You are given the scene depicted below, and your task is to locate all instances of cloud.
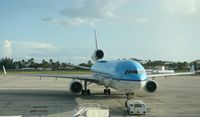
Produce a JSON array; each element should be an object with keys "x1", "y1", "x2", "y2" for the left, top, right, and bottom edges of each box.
[
  {"x1": 19, "y1": 45, "x2": 90, "y2": 64},
  {"x1": 165, "y1": 0, "x2": 200, "y2": 15},
  {"x1": 14, "y1": 41, "x2": 56, "y2": 50},
  {"x1": 43, "y1": 0, "x2": 128, "y2": 27},
  {"x1": 10, "y1": 41, "x2": 64, "y2": 61},
  {"x1": 61, "y1": 0, "x2": 127, "y2": 19},
  {"x1": 1, "y1": 41, "x2": 56, "y2": 59},
  {"x1": 2, "y1": 40, "x2": 12, "y2": 57},
  {"x1": 42, "y1": 17, "x2": 95, "y2": 27},
  {"x1": 11, "y1": 41, "x2": 59, "y2": 59}
]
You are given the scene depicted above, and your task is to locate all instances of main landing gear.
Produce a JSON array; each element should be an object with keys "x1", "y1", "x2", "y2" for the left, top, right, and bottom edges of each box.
[
  {"x1": 125, "y1": 93, "x2": 134, "y2": 107},
  {"x1": 81, "y1": 82, "x2": 111, "y2": 96},
  {"x1": 81, "y1": 81, "x2": 91, "y2": 95},
  {"x1": 104, "y1": 87, "x2": 111, "y2": 95}
]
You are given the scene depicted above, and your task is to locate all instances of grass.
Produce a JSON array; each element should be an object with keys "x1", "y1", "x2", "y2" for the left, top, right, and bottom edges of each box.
[{"x1": 0, "y1": 70, "x2": 92, "y2": 75}]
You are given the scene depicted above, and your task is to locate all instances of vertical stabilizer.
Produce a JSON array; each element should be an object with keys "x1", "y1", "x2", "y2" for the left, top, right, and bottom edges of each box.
[
  {"x1": 95, "y1": 30, "x2": 99, "y2": 50},
  {"x1": 3, "y1": 66, "x2": 7, "y2": 76},
  {"x1": 91, "y1": 30, "x2": 104, "y2": 62}
]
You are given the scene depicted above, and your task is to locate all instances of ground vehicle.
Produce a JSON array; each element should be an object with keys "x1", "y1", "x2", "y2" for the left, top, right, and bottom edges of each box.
[{"x1": 127, "y1": 100, "x2": 147, "y2": 115}]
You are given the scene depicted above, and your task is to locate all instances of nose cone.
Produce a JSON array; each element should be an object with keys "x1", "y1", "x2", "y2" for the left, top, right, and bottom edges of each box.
[{"x1": 115, "y1": 60, "x2": 147, "y2": 81}]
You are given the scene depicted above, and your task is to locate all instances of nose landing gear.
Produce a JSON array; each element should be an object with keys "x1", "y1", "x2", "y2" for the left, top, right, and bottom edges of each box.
[
  {"x1": 125, "y1": 93, "x2": 134, "y2": 107},
  {"x1": 104, "y1": 87, "x2": 111, "y2": 95},
  {"x1": 81, "y1": 81, "x2": 91, "y2": 95},
  {"x1": 81, "y1": 89, "x2": 90, "y2": 95}
]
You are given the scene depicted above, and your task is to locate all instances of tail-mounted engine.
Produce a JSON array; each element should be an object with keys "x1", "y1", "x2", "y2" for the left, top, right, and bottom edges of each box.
[
  {"x1": 144, "y1": 80, "x2": 157, "y2": 93},
  {"x1": 69, "y1": 81, "x2": 82, "y2": 93},
  {"x1": 91, "y1": 49, "x2": 104, "y2": 61}
]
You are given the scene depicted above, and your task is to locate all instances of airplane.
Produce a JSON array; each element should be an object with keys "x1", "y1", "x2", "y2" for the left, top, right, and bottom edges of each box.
[{"x1": 7, "y1": 31, "x2": 195, "y2": 106}]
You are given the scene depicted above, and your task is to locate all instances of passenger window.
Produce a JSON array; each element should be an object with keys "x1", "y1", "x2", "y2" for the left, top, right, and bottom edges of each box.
[
  {"x1": 132, "y1": 70, "x2": 138, "y2": 74},
  {"x1": 125, "y1": 70, "x2": 139, "y2": 74},
  {"x1": 124, "y1": 70, "x2": 129, "y2": 74}
]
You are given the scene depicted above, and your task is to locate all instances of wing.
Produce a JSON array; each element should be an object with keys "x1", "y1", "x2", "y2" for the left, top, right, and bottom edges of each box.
[
  {"x1": 74, "y1": 65, "x2": 91, "y2": 70},
  {"x1": 18, "y1": 74, "x2": 99, "y2": 83},
  {"x1": 147, "y1": 71, "x2": 195, "y2": 78},
  {"x1": 148, "y1": 64, "x2": 196, "y2": 78}
]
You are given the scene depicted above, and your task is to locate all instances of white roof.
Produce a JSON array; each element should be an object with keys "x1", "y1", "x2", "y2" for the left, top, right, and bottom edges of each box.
[{"x1": 127, "y1": 100, "x2": 145, "y2": 104}]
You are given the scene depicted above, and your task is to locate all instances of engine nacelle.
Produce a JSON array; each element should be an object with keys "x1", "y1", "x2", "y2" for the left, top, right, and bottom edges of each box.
[
  {"x1": 69, "y1": 81, "x2": 82, "y2": 93},
  {"x1": 144, "y1": 80, "x2": 157, "y2": 93},
  {"x1": 91, "y1": 49, "x2": 104, "y2": 61}
]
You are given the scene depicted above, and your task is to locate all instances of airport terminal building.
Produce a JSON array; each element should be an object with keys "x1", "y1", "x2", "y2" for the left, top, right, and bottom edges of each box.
[{"x1": 191, "y1": 60, "x2": 200, "y2": 74}]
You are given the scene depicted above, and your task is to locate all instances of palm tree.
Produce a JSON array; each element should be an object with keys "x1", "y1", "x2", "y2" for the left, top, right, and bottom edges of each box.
[
  {"x1": 42, "y1": 59, "x2": 49, "y2": 68},
  {"x1": 49, "y1": 59, "x2": 53, "y2": 66},
  {"x1": 21, "y1": 59, "x2": 25, "y2": 67}
]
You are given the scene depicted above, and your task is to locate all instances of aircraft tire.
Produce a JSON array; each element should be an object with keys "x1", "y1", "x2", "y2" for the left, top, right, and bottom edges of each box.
[
  {"x1": 104, "y1": 89, "x2": 107, "y2": 94},
  {"x1": 108, "y1": 89, "x2": 111, "y2": 95},
  {"x1": 81, "y1": 90, "x2": 86, "y2": 95},
  {"x1": 104, "y1": 89, "x2": 111, "y2": 95},
  {"x1": 86, "y1": 89, "x2": 90, "y2": 95}
]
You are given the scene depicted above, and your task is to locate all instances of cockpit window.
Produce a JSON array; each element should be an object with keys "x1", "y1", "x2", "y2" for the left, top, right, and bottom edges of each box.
[{"x1": 124, "y1": 70, "x2": 144, "y2": 75}]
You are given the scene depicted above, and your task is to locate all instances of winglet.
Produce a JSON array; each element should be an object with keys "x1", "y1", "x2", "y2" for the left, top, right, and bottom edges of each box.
[
  {"x1": 3, "y1": 66, "x2": 7, "y2": 76},
  {"x1": 94, "y1": 30, "x2": 99, "y2": 50},
  {"x1": 190, "y1": 65, "x2": 194, "y2": 72},
  {"x1": 190, "y1": 64, "x2": 196, "y2": 73}
]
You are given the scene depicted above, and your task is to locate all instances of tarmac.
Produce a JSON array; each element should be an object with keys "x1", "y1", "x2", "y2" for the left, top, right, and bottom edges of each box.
[{"x1": 0, "y1": 75, "x2": 200, "y2": 117}]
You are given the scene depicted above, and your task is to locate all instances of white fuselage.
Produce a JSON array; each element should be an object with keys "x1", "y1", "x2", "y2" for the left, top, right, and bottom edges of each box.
[{"x1": 98, "y1": 75, "x2": 146, "y2": 94}]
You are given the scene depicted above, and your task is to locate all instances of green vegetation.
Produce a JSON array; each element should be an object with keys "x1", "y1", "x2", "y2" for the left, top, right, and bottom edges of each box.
[
  {"x1": 0, "y1": 57, "x2": 92, "y2": 75},
  {"x1": 0, "y1": 57, "x2": 191, "y2": 73},
  {"x1": 0, "y1": 70, "x2": 91, "y2": 75},
  {"x1": 142, "y1": 60, "x2": 190, "y2": 71},
  {"x1": 0, "y1": 57, "x2": 92, "y2": 70}
]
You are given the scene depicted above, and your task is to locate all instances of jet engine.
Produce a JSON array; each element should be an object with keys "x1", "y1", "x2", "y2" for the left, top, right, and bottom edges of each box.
[
  {"x1": 144, "y1": 80, "x2": 157, "y2": 93},
  {"x1": 91, "y1": 49, "x2": 104, "y2": 61},
  {"x1": 69, "y1": 81, "x2": 82, "y2": 93}
]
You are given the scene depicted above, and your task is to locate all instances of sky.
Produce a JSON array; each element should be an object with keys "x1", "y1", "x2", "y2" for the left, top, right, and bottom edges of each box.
[{"x1": 0, "y1": 0, "x2": 200, "y2": 64}]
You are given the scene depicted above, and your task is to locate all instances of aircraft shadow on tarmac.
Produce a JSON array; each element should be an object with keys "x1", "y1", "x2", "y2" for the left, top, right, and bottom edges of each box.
[{"x1": 0, "y1": 89, "x2": 125, "y2": 99}]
